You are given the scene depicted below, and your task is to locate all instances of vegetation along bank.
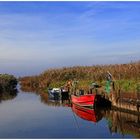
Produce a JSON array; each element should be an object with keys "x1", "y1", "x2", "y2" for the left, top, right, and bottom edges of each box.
[
  {"x1": 0, "y1": 74, "x2": 18, "y2": 92},
  {"x1": 19, "y1": 61, "x2": 140, "y2": 93}
]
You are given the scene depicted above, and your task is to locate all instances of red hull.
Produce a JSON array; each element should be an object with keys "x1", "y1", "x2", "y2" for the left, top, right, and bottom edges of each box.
[
  {"x1": 71, "y1": 94, "x2": 96, "y2": 107},
  {"x1": 72, "y1": 104, "x2": 97, "y2": 122}
]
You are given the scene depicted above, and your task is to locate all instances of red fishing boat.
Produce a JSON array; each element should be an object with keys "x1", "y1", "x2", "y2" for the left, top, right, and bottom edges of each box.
[
  {"x1": 71, "y1": 94, "x2": 96, "y2": 107},
  {"x1": 72, "y1": 104, "x2": 102, "y2": 123}
]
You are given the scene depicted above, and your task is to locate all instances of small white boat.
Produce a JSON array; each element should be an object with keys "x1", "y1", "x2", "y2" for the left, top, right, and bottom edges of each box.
[
  {"x1": 48, "y1": 88, "x2": 69, "y2": 100},
  {"x1": 48, "y1": 88, "x2": 61, "y2": 100}
]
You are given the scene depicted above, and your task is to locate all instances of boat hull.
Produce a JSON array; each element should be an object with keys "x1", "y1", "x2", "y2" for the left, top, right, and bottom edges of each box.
[{"x1": 71, "y1": 94, "x2": 96, "y2": 107}]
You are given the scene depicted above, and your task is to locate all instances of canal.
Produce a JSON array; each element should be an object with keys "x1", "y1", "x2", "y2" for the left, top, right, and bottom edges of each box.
[{"x1": 0, "y1": 86, "x2": 139, "y2": 138}]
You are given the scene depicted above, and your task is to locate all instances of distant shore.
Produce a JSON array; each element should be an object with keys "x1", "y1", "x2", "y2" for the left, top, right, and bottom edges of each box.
[{"x1": 0, "y1": 74, "x2": 17, "y2": 92}]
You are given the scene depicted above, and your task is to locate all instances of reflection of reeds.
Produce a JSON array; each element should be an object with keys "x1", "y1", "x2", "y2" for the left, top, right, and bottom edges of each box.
[
  {"x1": 20, "y1": 86, "x2": 38, "y2": 93},
  {"x1": 0, "y1": 89, "x2": 18, "y2": 102},
  {"x1": 104, "y1": 108, "x2": 140, "y2": 138},
  {"x1": 40, "y1": 93, "x2": 49, "y2": 103}
]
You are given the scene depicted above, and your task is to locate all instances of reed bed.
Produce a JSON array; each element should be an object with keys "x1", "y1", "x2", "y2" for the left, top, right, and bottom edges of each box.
[{"x1": 20, "y1": 61, "x2": 140, "y2": 92}]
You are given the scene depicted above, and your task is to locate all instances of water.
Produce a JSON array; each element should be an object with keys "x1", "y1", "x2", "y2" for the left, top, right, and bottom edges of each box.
[{"x1": 0, "y1": 87, "x2": 138, "y2": 138}]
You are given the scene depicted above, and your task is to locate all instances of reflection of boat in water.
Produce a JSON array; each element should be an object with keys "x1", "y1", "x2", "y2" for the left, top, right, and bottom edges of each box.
[
  {"x1": 41, "y1": 91, "x2": 71, "y2": 107},
  {"x1": 44, "y1": 99, "x2": 71, "y2": 107},
  {"x1": 72, "y1": 103, "x2": 103, "y2": 123}
]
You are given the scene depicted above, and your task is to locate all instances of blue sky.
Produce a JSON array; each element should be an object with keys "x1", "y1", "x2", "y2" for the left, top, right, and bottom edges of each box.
[{"x1": 0, "y1": 2, "x2": 140, "y2": 76}]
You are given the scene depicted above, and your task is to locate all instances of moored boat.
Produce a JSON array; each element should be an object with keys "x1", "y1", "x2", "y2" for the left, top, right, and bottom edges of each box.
[
  {"x1": 71, "y1": 94, "x2": 96, "y2": 107},
  {"x1": 48, "y1": 88, "x2": 61, "y2": 100}
]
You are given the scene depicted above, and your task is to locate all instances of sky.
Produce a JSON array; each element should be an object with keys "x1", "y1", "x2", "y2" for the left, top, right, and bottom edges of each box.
[{"x1": 0, "y1": 1, "x2": 140, "y2": 77}]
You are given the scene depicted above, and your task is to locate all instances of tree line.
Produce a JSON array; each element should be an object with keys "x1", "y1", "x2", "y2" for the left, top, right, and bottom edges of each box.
[{"x1": 0, "y1": 74, "x2": 17, "y2": 92}]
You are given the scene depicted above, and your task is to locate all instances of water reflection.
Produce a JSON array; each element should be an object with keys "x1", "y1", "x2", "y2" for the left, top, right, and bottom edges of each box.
[
  {"x1": 71, "y1": 104, "x2": 140, "y2": 138},
  {"x1": 43, "y1": 92, "x2": 140, "y2": 138},
  {"x1": 40, "y1": 92, "x2": 71, "y2": 107},
  {"x1": 71, "y1": 104, "x2": 103, "y2": 123},
  {"x1": 20, "y1": 85, "x2": 39, "y2": 95},
  {"x1": 0, "y1": 89, "x2": 18, "y2": 103},
  {"x1": 104, "y1": 108, "x2": 140, "y2": 138},
  {"x1": 19, "y1": 86, "x2": 140, "y2": 138}
]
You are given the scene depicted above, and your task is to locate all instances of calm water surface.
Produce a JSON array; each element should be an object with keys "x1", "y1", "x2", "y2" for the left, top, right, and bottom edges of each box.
[{"x1": 0, "y1": 87, "x2": 138, "y2": 138}]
